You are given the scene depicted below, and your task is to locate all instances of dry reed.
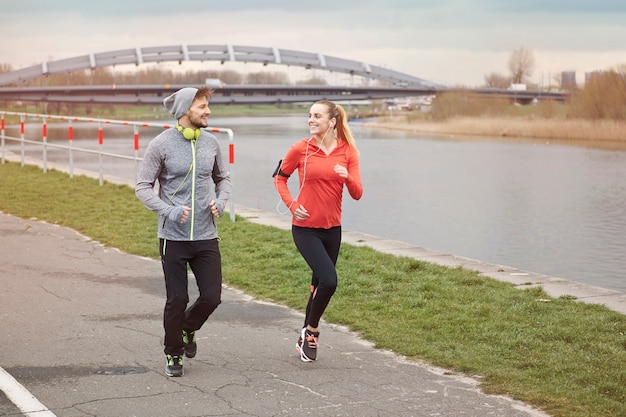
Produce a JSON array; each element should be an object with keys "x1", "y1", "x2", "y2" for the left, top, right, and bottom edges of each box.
[{"x1": 366, "y1": 116, "x2": 626, "y2": 150}]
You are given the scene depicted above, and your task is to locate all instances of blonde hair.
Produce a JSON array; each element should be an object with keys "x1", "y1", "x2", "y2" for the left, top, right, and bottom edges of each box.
[{"x1": 314, "y1": 100, "x2": 358, "y2": 151}]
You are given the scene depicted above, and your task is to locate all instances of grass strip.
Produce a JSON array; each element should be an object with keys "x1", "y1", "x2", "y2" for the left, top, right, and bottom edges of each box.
[{"x1": 1, "y1": 161, "x2": 625, "y2": 417}]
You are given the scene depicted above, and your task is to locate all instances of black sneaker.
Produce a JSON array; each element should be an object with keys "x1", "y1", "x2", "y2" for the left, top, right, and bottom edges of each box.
[
  {"x1": 296, "y1": 328, "x2": 319, "y2": 362},
  {"x1": 165, "y1": 354, "x2": 183, "y2": 377},
  {"x1": 182, "y1": 330, "x2": 197, "y2": 358},
  {"x1": 295, "y1": 328, "x2": 309, "y2": 362}
]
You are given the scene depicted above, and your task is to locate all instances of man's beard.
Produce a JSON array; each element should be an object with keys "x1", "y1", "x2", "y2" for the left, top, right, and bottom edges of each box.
[{"x1": 189, "y1": 114, "x2": 208, "y2": 129}]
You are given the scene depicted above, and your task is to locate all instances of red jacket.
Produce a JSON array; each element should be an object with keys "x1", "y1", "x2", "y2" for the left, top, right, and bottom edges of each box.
[{"x1": 274, "y1": 137, "x2": 363, "y2": 228}]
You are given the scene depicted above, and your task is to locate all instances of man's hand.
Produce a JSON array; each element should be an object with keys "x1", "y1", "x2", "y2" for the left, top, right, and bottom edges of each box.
[
  {"x1": 209, "y1": 200, "x2": 220, "y2": 218},
  {"x1": 180, "y1": 205, "x2": 191, "y2": 223}
]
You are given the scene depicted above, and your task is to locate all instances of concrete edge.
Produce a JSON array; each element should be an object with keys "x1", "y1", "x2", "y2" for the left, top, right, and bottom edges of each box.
[{"x1": 234, "y1": 205, "x2": 626, "y2": 316}]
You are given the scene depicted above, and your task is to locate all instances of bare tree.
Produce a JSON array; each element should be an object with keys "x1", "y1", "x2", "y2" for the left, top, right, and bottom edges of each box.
[
  {"x1": 214, "y1": 70, "x2": 243, "y2": 85},
  {"x1": 613, "y1": 63, "x2": 626, "y2": 75},
  {"x1": 246, "y1": 71, "x2": 289, "y2": 84},
  {"x1": 90, "y1": 67, "x2": 115, "y2": 85},
  {"x1": 297, "y1": 76, "x2": 328, "y2": 86},
  {"x1": 508, "y1": 47, "x2": 535, "y2": 84},
  {"x1": 483, "y1": 72, "x2": 511, "y2": 88},
  {"x1": 296, "y1": 76, "x2": 328, "y2": 85},
  {"x1": 551, "y1": 73, "x2": 562, "y2": 89},
  {"x1": 0, "y1": 63, "x2": 13, "y2": 74}
]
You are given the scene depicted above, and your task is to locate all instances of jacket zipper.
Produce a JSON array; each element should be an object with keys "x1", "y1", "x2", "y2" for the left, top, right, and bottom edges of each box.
[{"x1": 190, "y1": 139, "x2": 196, "y2": 240}]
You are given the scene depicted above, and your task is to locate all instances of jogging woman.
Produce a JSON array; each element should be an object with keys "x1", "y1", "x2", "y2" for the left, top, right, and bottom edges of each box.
[{"x1": 273, "y1": 100, "x2": 363, "y2": 361}]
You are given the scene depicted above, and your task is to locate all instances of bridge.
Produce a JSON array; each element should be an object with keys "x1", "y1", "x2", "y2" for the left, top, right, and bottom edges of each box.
[
  {"x1": 0, "y1": 44, "x2": 566, "y2": 105},
  {"x1": 0, "y1": 44, "x2": 442, "y2": 88},
  {"x1": 0, "y1": 84, "x2": 441, "y2": 105}
]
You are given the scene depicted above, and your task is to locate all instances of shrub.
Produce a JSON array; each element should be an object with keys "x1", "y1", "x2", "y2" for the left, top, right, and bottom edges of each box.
[
  {"x1": 568, "y1": 70, "x2": 626, "y2": 120},
  {"x1": 431, "y1": 91, "x2": 514, "y2": 121}
]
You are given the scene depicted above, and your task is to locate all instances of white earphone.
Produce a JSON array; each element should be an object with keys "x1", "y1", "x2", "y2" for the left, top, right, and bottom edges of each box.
[
  {"x1": 275, "y1": 117, "x2": 335, "y2": 215},
  {"x1": 274, "y1": 136, "x2": 320, "y2": 215}
]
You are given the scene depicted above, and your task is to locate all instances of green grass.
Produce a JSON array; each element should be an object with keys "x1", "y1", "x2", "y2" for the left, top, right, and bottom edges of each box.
[{"x1": 1, "y1": 161, "x2": 625, "y2": 417}]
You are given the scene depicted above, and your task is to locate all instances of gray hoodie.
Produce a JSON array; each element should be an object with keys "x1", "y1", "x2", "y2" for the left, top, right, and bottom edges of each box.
[{"x1": 135, "y1": 128, "x2": 232, "y2": 241}]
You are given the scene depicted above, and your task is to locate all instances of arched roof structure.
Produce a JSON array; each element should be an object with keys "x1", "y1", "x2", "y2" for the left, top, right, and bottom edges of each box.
[{"x1": 0, "y1": 44, "x2": 442, "y2": 89}]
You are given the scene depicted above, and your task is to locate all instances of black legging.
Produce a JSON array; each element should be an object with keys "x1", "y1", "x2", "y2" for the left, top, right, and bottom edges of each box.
[{"x1": 292, "y1": 225, "x2": 341, "y2": 328}]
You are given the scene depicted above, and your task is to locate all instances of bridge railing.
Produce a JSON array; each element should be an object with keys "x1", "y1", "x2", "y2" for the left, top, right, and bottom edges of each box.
[{"x1": 0, "y1": 110, "x2": 236, "y2": 221}]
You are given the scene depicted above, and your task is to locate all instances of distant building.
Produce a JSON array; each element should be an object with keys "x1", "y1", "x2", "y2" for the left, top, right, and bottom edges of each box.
[
  {"x1": 561, "y1": 71, "x2": 576, "y2": 90},
  {"x1": 585, "y1": 71, "x2": 604, "y2": 84}
]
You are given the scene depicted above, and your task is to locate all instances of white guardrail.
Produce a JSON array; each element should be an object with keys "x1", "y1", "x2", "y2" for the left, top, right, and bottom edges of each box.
[{"x1": 0, "y1": 110, "x2": 236, "y2": 221}]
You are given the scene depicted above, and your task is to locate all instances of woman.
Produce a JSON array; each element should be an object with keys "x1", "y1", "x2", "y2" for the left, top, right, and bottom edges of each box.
[{"x1": 273, "y1": 100, "x2": 363, "y2": 362}]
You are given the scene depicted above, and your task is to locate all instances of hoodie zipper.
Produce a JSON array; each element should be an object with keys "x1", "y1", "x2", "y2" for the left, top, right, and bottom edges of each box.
[{"x1": 190, "y1": 139, "x2": 197, "y2": 240}]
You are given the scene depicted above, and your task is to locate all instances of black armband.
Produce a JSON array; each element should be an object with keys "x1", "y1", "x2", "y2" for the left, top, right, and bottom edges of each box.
[{"x1": 272, "y1": 159, "x2": 290, "y2": 178}]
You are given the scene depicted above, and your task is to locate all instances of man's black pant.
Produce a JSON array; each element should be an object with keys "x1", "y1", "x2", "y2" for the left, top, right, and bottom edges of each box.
[{"x1": 159, "y1": 238, "x2": 222, "y2": 356}]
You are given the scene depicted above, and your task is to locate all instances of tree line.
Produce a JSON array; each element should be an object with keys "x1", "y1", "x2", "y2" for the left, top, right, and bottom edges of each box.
[{"x1": 0, "y1": 63, "x2": 328, "y2": 87}]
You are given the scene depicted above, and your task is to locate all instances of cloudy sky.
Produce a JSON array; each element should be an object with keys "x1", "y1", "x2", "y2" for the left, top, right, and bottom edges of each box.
[{"x1": 2, "y1": 0, "x2": 626, "y2": 87}]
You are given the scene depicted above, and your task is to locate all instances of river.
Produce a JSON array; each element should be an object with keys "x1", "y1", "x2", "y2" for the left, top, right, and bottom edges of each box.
[{"x1": 5, "y1": 114, "x2": 626, "y2": 293}]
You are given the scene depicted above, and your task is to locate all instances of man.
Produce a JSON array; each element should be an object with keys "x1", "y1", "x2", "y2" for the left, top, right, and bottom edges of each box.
[{"x1": 136, "y1": 86, "x2": 232, "y2": 377}]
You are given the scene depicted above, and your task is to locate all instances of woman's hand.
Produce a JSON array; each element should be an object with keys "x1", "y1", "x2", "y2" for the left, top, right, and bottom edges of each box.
[
  {"x1": 293, "y1": 205, "x2": 310, "y2": 221},
  {"x1": 334, "y1": 164, "x2": 348, "y2": 179}
]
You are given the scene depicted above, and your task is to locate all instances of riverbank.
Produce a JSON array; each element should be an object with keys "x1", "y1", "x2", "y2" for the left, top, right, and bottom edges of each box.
[{"x1": 365, "y1": 115, "x2": 626, "y2": 151}]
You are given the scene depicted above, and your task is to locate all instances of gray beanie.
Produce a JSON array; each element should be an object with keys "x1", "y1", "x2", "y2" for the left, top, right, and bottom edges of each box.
[{"x1": 163, "y1": 87, "x2": 198, "y2": 120}]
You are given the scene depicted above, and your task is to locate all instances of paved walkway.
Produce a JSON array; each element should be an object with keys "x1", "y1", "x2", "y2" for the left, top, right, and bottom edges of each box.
[{"x1": 0, "y1": 211, "x2": 549, "y2": 417}]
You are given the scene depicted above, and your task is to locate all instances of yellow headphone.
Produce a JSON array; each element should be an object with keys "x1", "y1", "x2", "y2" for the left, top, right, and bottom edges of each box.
[{"x1": 176, "y1": 124, "x2": 201, "y2": 140}]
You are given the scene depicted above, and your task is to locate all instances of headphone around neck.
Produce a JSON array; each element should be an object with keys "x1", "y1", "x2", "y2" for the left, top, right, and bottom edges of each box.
[{"x1": 176, "y1": 124, "x2": 201, "y2": 140}]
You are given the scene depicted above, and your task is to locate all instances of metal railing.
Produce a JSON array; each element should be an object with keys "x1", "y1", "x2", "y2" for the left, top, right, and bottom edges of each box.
[{"x1": 0, "y1": 110, "x2": 236, "y2": 221}]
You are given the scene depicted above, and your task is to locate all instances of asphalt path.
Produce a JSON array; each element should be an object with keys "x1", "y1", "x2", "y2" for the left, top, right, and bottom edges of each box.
[{"x1": 0, "y1": 212, "x2": 550, "y2": 417}]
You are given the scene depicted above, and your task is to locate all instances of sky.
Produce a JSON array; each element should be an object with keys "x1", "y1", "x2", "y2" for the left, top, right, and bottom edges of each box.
[{"x1": 2, "y1": 0, "x2": 626, "y2": 87}]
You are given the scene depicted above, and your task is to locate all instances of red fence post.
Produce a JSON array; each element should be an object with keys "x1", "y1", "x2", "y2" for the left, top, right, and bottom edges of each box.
[{"x1": 42, "y1": 117, "x2": 48, "y2": 173}]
